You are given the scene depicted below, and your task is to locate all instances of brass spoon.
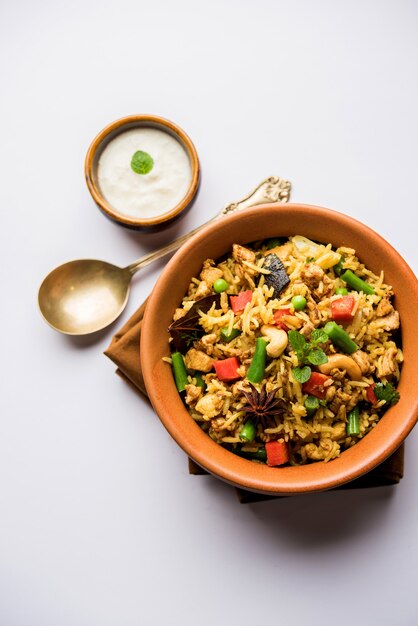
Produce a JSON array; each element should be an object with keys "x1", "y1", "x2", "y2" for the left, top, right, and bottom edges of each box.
[{"x1": 38, "y1": 177, "x2": 291, "y2": 335}]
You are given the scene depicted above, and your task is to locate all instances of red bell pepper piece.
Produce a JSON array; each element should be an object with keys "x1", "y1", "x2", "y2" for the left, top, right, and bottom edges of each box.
[
  {"x1": 331, "y1": 295, "x2": 356, "y2": 322},
  {"x1": 366, "y1": 384, "x2": 378, "y2": 405},
  {"x1": 213, "y1": 357, "x2": 241, "y2": 382},
  {"x1": 273, "y1": 307, "x2": 292, "y2": 330},
  {"x1": 302, "y1": 371, "x2": 332, "y2": 399},
  {"x1": 266, "y1": 440, "x2": 290, "y2": 466},
  {"x1": 230, "y1": 290, "x2": 253, "y2": 314}
]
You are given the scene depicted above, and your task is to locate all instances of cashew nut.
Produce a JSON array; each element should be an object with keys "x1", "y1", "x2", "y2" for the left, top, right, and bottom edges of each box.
[
  {"x1": 318, "y1": 354, "x2": 362, "y2": 381},
  {"x1": 260, "y1": 325, "x2": 288, "y2": 358}
]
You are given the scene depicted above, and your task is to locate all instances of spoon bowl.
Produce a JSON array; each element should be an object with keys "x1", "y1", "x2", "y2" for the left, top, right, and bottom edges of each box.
[{"x1": 38, "y1": 260, "x2": 131, "y2": 335}]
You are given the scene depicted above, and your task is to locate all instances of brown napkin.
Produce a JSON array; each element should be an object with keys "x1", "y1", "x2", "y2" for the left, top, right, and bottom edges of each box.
[{"x1": 105, "y1": 301, "x2": 404, "y2": 503}]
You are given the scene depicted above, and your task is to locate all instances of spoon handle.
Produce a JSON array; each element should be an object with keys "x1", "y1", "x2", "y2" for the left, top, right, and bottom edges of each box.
[{"x1": 125, "y1": 176, "x2": 291, "y2": 275}]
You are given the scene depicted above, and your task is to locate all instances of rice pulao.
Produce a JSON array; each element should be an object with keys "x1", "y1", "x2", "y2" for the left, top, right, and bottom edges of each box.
[{"x1": 167, "y1": 236, "x2": 402, "y2": 467}]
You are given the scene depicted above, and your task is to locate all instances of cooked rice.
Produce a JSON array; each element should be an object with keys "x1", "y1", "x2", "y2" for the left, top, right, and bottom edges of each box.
[{"x1": 168, "y1": 236, "x2": 402, "y2": 465}]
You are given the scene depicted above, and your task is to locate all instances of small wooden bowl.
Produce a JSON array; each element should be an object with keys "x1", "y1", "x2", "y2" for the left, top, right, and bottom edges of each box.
[
  {"x1": 85, "y1": 114, "x2": 200, "y2": 230},
  {"x1": 141, "y1": 203, "x2": 418, "y2": 496}
]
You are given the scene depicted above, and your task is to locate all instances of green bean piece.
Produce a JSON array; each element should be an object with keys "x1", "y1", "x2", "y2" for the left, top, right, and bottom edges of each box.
[
  {"x1": 347, "y1": 406, "x2": 360, "y2": 436},
  {"x1": 239, "y1": 420, "x2": 256, "y2": 443},
  {"x1": 194, "y1": 372, "x2": 207, "y2": 390},
  {"x1": 304, "y1": 395, "x2": 320, "y2": 417},
  {"x1": 292, "y1": 295, "x2": 307, "y2": 311},
  {"x1": 334, "y1": 258, "x2": 344, "y2": 276},
  {"x1": 213, "y1": 278, "x2": 229, "y2": 293},
  {"x1": 341, "y1": 270, "x2": 375, "y2": 295},
  {"x1": 171, "y1": 352, "x2": 189, "y2": 392},
  {"x1": 235, "y1": 446, "x2": 267, "y2": 462},
  {"x1": 246, "y1": 337, "x2": 268, "y2": 383},
  {"x1": 220, "y1": 327, "x2": 241, "y2": 343},
  {"x1": 335, "y1": 287, "x2": 349, "y2": 295},
  {"x1": 324, "y1": 321, "x2": 358, "y2": 354},
  {"x1": 252, "y1": 447, "x2": 268, "y2": 462}
]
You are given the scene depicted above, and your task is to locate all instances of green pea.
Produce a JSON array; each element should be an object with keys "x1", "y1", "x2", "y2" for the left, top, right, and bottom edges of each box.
[
  {"x1": 335, "y1": 287, "x2": 349, "y2": 295},
  {"x1": 291, "y1": 295, "x2": 307, "y2": 311},
  {"x1": 213, "y1": 278, "x2": 229, "y2": 293}
]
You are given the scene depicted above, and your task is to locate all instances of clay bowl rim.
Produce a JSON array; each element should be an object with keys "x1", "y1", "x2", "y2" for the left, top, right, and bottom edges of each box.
[
  {"x1": 84, "y1": 113, "x2": 200, "y2": 229},
  {"x1": 141, "y1": 203, "x2": 418, "y2": 495}
]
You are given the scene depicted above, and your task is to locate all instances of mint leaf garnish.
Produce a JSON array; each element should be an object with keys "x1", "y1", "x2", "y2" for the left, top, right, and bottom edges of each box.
[
  {"x1": 307, "y1": 347, "x2": 328, "y2": 366},
  {"x1": 288, "y1": 330, "x2": 306, "y2": 358},
  {"x1": 293, "y1": 366, "x2": 312, "y2": 383},
  {"x1": 289, "y1": 329, "x2": 328, "y2": 381},
  {"x1": 310, "y1": 329, "x2": 328, "y2": 345},
  {"x1": 131, "y1": 150, "x2": 154, "y2": 175}
]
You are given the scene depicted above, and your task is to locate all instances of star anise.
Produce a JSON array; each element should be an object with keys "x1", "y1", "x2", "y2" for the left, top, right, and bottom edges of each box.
[
  {"x1": 241, "y1": 383, "x2": 285, "y2": 426},
  {"x1": 168, "y1": 294, "x2": 221, "y2": 353}
]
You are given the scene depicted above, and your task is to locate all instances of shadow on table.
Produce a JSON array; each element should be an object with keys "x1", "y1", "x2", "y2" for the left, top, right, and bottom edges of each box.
[
  {"x1": 204, "y1": 476, "x2": 396, "y2": 546},
  {"x1": 249, "y1": 486, "x2": 395, "y2": 547}
]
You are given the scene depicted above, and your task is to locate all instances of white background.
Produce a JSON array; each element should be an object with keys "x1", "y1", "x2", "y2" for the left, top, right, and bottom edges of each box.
[{"x1": 1, "y1": 1, "x2": 418, "y2": 625}]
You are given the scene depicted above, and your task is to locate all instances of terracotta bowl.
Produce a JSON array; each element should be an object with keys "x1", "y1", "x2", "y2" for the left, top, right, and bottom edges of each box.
[
  {"x1": 141, "y1": 203, "x2": 418, "y2": 495},
  {"x1": 85, "y1": 114, "x2": 200, "y2": 230}
]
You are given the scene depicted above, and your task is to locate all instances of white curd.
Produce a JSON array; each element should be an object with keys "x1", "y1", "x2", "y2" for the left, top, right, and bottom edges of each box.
[{"x1": 97, "y1": 127, "x2": 192, "y2": 219}]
